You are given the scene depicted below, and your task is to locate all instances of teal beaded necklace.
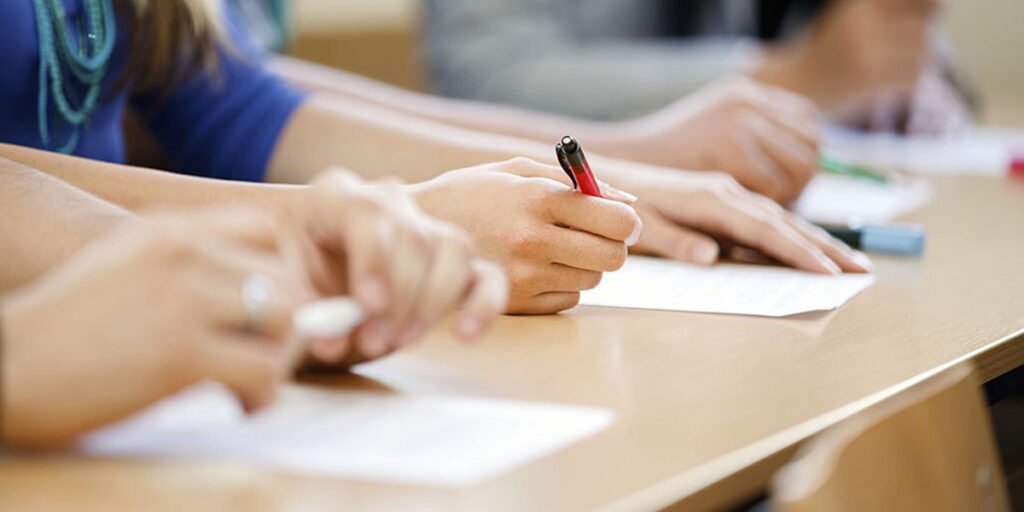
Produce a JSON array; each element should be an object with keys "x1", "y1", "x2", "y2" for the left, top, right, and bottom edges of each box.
[{"x1": 32, "y1": 0, "x2": 117, "y2": 153}]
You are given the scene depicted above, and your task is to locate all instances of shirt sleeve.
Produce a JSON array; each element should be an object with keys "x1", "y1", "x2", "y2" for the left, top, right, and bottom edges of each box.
[{"x1": 130, "y1": 3, "x2": 307, "y2": 182}]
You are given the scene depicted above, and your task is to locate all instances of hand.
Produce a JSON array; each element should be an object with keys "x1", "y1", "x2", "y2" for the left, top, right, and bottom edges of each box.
[
  {"x1": 521, "y1": 158, "x2": 872, "y2": 274},
  {"x1": 754, "y1": 0, "x2": 941, "y2": 111},
  {"x1": 630, "y1": 169, "x2": 872, "y2": 273},
  {"x1": 2, "y1": 210, "x2": 309, "y2": 449},
  {"x1": 617, "y1": 78, "x2": 820, "y2": 204},
  {"x1": 288, "y1": 170, "x2": 508, "y2": 368},
  {"x1": 409, "y1": 158, "x2": 643, "y2": 314}
]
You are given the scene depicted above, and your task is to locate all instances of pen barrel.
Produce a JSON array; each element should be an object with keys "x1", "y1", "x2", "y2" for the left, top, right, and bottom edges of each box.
[
  {"x1": 564, "y1": 151, "x2": 603, "y2": 197},
  {"x1": 823, "y1": 227, "x2": 863, "y2": 249},
  {"x1": 819, "y1": 224, "x2": 926, "y2": 256}
]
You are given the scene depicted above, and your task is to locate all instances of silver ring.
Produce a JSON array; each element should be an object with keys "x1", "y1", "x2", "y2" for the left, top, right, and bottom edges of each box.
[{"x1": 241, "y1": 273, "x2": 274, "y2": 333}]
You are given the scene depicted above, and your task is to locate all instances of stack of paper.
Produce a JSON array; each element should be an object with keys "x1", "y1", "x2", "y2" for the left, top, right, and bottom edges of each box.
[{"x1": 580, "y1": 256, "x2": 875, "y2": 317}]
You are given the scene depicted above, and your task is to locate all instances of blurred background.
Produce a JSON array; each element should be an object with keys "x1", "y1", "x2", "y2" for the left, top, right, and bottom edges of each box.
[{"x1": 287, "y1": 0, "x2": 1024, "y2": 128}]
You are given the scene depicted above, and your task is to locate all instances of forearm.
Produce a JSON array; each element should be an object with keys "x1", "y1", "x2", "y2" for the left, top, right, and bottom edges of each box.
[
  {"x1": 268, "y1": 56, "x2": 617, "y2": 152},
  {"x1": 0, "y1": 156, "x2": 130, "y2": 290},
  {"x1": 266, "y1": 94, "x2": 549, "y2": 184},
  {"x1": 263, "y1": 92, "x2": 686, "y2": 193},
  {"x1": 268, "y1": 52, "x2": 739, "y2": 163},
  {"x1": 0, "y1": 144, "x2": 301, "y2": 215}
]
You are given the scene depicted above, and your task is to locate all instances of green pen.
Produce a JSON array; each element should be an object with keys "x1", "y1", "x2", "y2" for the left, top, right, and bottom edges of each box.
[{"x1": 819, "y1": 152, "x2": 890, "y2": 184}]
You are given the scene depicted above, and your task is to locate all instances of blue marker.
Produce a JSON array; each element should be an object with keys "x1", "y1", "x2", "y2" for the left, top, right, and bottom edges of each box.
[{"x1": 818, "y1": 223, "x2": 926, "y2": 256}]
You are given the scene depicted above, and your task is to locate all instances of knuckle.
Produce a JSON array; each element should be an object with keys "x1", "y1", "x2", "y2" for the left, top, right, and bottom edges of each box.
[
  {"x1": 143, "y1": 221, "x2": 195, "y2": 262},
  {"x1": 505, "y1": 156, "x2": 536, "y2": 168},
  {"x1": 522, "y1": 177, "x2": 560, "y2": 205},
  {"x1": 507, "y1": 227, "x2": 545, "y2": 258},
  {"x1": 610, "y1": 204, "x2": 637, "y2": 241},
  {"x1": 753, "y1": 215, "x2": 776, "y2": 232},
  {"x1": 601, "y1": 242, "x2": 629, "y2": 271},
  {"x1": 504, "y1": 262, "x2": 540, "y2": 296},
  {"x1": 353, "y1": 191, "x2": 390, "y2": 215},
  {"x1": 706, "y1": 176, "x2": 743, "y2": 201}
]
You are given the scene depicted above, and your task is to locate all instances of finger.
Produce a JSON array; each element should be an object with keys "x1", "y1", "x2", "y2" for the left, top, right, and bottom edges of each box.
[
  {"x1": 353, "y1": 317, "x2": 401, "y2": 360},
  {"x1": 307, "y1": 336, "x2": 355, "y2": 364},
  {"x1": 785, "y1": 217, "x2": 874, "y2": 273},
  {"x1": 307, "y1": 331, "x2": 396, "y2": 369},
  {"x1": 405, "y1": 229, "x2": 474, "y2": 345},
  {"x1": 198, "y1": 333, "x2": 286, "y2": 412},
  {"x1": 184, "y1": 248, "x2": 301, "y2": 340},
  {"x1": 750, "y1": 118, "x2": 818, "y2": 200},
  {"x1": 534, "y1": 263, "x2": 603, "y2": 293},
  {"x1": 456, "y1": 259, "x2": 509, "y2": 342},
  {"x1": 701, "y1": 198, "x2": 841, "y2": 274},
  {"x1": 512, "y1": 291, "x2": 581, "y2": 315},
  {"x1": 382, "y1": 223, "x2": 434, "y2": 345},
  {"x1": 544, "y1": 225, "x2": 629, "y2": 272},
  {"x1": 547, "y1": 191, "x2": 643, "y2": 244},
  {"x1": 754, "y1": 91, "x2": 822, "y2": 147},
  {"x1": 340, "y1": 216, "x2": 390, "y2": 315},
  {"x1": 734, "y1": 129, "x2": 790, "y2": 200},
  {"x1": 311, "y1": 172, "x2": 393, "y2": 314},
  {"x1": 630, "y1": 206, "x2": 720, "y2": 265}
]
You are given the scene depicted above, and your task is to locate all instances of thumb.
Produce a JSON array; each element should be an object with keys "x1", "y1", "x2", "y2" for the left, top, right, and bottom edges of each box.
[{"x1": 632, "y1": 207, "x2": 720, "y2": 265}]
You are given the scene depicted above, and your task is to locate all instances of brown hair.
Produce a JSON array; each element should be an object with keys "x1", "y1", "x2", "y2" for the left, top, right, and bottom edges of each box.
[{"x1": 120, "y1": 0, "x2": 226, "y2": 95}]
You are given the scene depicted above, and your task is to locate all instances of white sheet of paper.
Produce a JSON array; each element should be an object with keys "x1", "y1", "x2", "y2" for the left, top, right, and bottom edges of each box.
[
  {"x1": 580, "y1": 256, "x2": 875, "y2": 317},
  {"x1": 81, "y1": 384, "x2": 613, "y2": 488},
  {"x1": 793, "y1": 173, "x2": 931, "y2": 224}
]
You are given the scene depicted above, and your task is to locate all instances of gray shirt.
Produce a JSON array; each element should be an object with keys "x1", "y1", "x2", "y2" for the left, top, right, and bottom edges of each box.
[{"x1": 422, "y1": 0, "x2": 769, "y2": 120}]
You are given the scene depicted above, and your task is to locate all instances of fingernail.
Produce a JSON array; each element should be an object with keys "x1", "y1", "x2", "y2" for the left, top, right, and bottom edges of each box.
[
  {"x1": 603, "y1": 183, "x2": 638, "y2": 204},
  {"x1": 690, "y1": 243, "x2": 719, "y2": 265},
  {"x1": 458, "y1": 315, "x2": 483, "y2": 342},
  {"x1": 852, "y1": 250, "x2": 874, "y2": 272},
  {"x1": 362, "y1": 320, "x2": 394, "y2": 357},
  {"x1": 312, "y1": 338, "x2": 347, "y2": 362},
  {"x1": 625, "y1": 219, "x2": 643, "y2": 246},
  {"x1": 399, "y1": 322, "x2": 427, "y2": 347},
  {"x1": 820, "y1": 256, "x2": 842, "y2": 275}
]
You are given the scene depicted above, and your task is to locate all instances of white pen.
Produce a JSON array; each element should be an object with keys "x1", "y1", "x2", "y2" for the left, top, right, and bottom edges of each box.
[{"x1": 293, "y1": 297, "x2": 364, "y2": 340}]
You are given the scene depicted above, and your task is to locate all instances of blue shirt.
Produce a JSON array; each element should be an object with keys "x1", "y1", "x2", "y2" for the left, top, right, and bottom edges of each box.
[{"x1": 0, "y1": 1, "x2": 307, "y2": 182}]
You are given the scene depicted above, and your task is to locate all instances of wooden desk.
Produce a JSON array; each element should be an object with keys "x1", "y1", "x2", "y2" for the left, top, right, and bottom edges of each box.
[{"x1": 3, "y1": 176, "x2": 1024, "y2": 512}]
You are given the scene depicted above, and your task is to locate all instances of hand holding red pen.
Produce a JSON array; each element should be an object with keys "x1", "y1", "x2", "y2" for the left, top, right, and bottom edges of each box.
[{"x1": 409, "y1": 157, "x2": 641, "y2": 314}]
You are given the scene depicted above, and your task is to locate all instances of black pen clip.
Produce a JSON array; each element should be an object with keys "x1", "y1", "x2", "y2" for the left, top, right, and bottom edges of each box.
[{"x1": 555, "y1": 143, "x2": 578, "y2": 189}]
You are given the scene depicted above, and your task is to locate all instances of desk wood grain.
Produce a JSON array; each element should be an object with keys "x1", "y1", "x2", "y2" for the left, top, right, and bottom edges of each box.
[{"x1": 3, "y1": 176, "x2": 1024, "y2": 512}]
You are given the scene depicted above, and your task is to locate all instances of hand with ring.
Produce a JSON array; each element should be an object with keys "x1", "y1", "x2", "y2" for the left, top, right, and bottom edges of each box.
[{"x1": 2, "y1": 208, "x2": 311, "y2": 449}]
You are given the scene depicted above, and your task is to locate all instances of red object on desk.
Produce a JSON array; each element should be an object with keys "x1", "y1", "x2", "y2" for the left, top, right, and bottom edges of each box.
[
  {"x1": 555, "y1": 135, "x2": 603, "y2": 197},
  {"x1": 1010, "y1": 156, "x2": 1024, "y2": 179}
]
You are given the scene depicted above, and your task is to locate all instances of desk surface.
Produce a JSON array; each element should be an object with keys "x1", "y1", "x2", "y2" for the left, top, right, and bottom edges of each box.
[{"x1": 3, "y1": 176, "x2": 1024, "y2": 512}]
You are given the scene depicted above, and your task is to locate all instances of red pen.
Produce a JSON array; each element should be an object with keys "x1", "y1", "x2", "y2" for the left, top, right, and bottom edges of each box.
[{"x1": 556, "y1": 135, "x2": 603, "y2": 197}]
